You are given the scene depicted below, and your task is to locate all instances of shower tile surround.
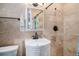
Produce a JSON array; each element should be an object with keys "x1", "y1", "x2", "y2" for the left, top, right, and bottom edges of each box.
[{"x1": 0, "y1": 3, "x2": 78, "y2": 56}]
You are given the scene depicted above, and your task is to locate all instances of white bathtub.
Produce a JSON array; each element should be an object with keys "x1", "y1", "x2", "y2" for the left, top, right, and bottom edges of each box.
[{"x1": 0, "y1": 45, "x2": 18, "y2": 56}]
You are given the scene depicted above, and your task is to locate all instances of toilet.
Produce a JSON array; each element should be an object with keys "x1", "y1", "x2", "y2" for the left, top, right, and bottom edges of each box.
[{"x1": 0, "y1": 45, "x2": 18, "y2": 56}]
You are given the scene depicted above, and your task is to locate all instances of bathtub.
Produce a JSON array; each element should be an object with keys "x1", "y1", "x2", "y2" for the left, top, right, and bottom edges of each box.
[{"x1": 0, "y1": 45, "x2": 18, "y2": 56}]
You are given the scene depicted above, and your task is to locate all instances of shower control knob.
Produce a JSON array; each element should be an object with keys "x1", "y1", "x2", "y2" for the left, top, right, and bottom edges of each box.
[{"x1": 53, "y1": 25, "x2": 58, "y2": 32}]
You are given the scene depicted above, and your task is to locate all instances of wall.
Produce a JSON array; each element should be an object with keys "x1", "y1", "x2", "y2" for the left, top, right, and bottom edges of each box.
[
  {"x1": 43, "y1": 3, "x2": 79, "y2": 56},
  {"x1": 43, "y1": 3, "x2": 64, "y2": 56},
  {"x1": 63, "y1": 3, "x2": 79, "y2": 56},
  {"x1": 0, "y1": 3, "x2": 42, "y2": 56}
]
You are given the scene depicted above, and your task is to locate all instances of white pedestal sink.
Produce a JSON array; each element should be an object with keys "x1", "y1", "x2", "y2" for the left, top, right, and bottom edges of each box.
[{"x1": 25, "y1": 38, "x2": 50, "y2": 56}]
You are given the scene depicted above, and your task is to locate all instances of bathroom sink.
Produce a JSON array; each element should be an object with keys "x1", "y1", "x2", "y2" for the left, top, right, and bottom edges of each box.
[
  {"x1": 25, "y1": 38, "x2": 50, "y2": 46},
  {"x1": 25, "y1": 38, "x2": 51, "y2": 56}
]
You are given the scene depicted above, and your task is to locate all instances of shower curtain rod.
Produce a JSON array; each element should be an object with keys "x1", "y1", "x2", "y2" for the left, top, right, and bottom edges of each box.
[{"x1": 0, "y1": 16, "x2": 20, "y2": 21}]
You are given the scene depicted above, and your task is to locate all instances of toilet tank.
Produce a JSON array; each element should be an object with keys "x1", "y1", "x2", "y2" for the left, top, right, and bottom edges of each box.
[
  {"x1": 0, "y1": 45, "x2": 18, "y2": 56},
  {"x1": 25, "y1": 38, "x2": 50, "y2": 56}
]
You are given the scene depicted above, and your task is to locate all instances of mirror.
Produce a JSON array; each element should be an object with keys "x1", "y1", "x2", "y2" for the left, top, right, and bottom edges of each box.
[{"x1": 20, "y1": 7, "x2": 44, "y2": 31}]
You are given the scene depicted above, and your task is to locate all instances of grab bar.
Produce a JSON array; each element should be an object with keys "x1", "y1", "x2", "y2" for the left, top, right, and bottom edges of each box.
[{"x1": 0, "y1": 16, "x2": 20, "y2": 21}]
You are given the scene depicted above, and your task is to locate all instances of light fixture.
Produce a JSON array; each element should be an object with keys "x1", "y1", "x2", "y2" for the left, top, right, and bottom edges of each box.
[
  {"x1": 32, "y1": 3, "x2": 45, "y2": 7},
  {"x1": 32, "y1": 3, "x2": 38, "y2": 7}
]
